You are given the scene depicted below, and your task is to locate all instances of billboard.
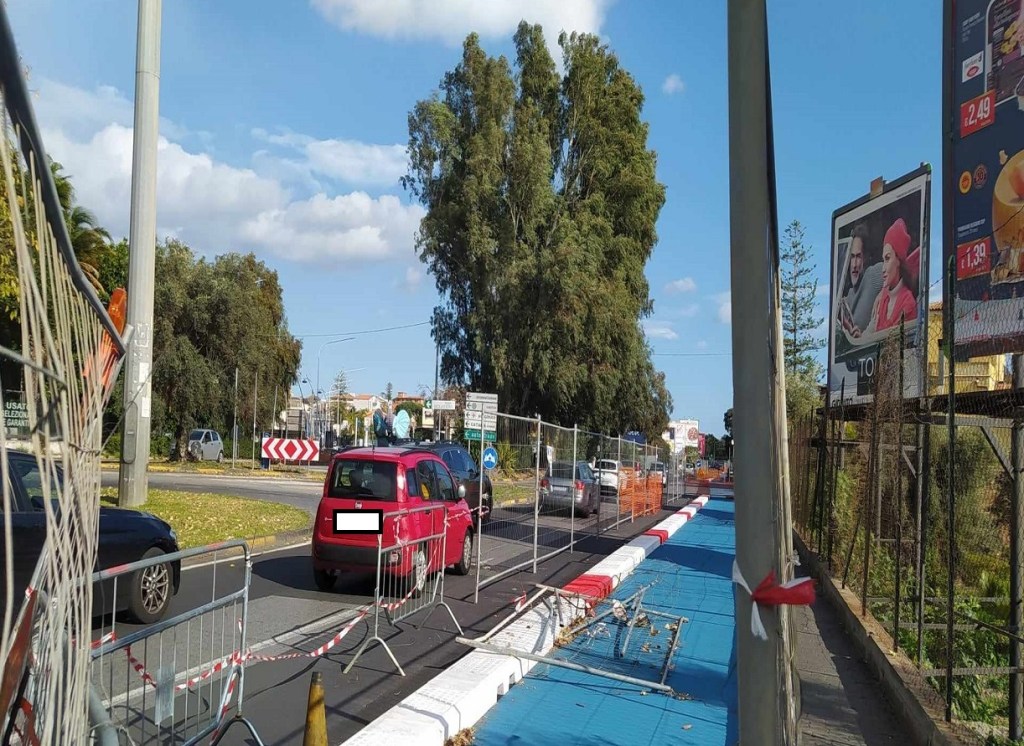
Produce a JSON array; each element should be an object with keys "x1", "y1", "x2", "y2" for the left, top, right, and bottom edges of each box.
[
  {"x1": 945, "y1": 0, "x2": 1024, "y2": 356},
  {"x1": 662, "y1": 419, "x2": 699, "y2": 453},
  {"x1": 827, "y1": 166, "x2": 931, "y2": 405}
]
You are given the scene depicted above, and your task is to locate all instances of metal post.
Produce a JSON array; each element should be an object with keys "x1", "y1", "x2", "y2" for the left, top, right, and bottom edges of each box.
[
  {"x1": 1011, "y1": 355, "x2": 1024, "y2": 739},
  {"x1": 945, "y1": 258, "x2": 957, "y2": 722},
  {"x1": 532, "y1": 415, "x2": 541, "y2": 573},
  {"x1": 728, "y1": 0, "x2": 795, "y2": 740},
  {"x1": 571, "y1": 424, "x2": 578, "y2": 549},
  {"x1": 617, "y1": 436, "x2": 623, "y2": 524},
  {"x1": 251, "y1": 372, "x2": 258, "y2": 470},
  {"x1": 232, "y1": 367, "x2": 239, "y2": 467},
  {"x1": 117, "y1": 0, "x2": 162, "y2": 508},
  {"x1": 474, "y1": 424, "x2": 484, "y2": 603}
]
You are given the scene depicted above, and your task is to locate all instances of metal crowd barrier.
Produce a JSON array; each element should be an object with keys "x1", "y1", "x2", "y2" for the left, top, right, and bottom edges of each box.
[
  {"x1": 344, "y1": 502, "x2": 462, "y2": 676},
  {"x1": 88, "y1": 540, "x2": 263, "y2": 746}
]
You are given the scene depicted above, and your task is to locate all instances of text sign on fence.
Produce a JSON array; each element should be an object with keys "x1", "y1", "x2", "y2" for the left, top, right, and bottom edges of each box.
[
  {"x1": 3, "y1": 391, "x2": 28, "y2": 435},
  {"x1": 261, "y1": 437, "x2": 319, "y2": 461}
]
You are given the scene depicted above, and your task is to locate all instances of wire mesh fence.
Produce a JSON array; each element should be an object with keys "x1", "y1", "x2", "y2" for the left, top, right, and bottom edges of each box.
[{"x1": 792, "y1": 328, "x2": 1024, "y2": 742}]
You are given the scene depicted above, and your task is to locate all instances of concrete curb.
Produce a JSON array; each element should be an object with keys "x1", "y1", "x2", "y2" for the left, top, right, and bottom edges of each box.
[
  {"x1": 793, "y1": 532, "x2": 979, "y2": 746},
  {"x1": 342, "y1": 495, "x2": 711, "y2": 745},
  {"x1": 180, "y1": 526, "x2": 312, "y2": 568}
]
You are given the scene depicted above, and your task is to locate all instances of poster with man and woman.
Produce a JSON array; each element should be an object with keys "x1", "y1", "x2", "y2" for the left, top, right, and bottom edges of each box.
[{"x1": 828, "y1": 166, "x2": 931, "y2": 405}]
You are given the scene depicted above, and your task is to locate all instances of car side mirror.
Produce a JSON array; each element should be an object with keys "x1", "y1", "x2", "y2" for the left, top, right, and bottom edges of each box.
[{"x1": 457, "y1": 484, "x2": 466, "y2": 500}]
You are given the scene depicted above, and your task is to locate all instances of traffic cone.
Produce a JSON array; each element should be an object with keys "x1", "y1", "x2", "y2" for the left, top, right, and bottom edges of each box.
[{"x1": 302, "y1": 670, "x2": 327, "y2": 746}]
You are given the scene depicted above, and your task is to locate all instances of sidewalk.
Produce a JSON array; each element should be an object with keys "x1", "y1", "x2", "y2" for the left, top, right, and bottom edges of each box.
[{"x1": 795, "y1": 573, "x2": 903, "y2": 745}]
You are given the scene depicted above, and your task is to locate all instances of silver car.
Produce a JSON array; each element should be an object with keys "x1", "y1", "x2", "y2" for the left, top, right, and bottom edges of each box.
[
  {"x1": 187, "y1": 429, "x2": 225, "y2": 462},
  {"x1": 540, "y1": 461, "x2": 600, "y2": 517}
]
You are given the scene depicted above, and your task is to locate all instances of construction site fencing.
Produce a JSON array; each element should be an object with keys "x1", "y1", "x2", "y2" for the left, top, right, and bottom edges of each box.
[
  {"x1": 791, "y1": 327, "x2": 1024, "y2": 743},
  {"x1": 470, "y1": 414, "x2": 665, "y2": 595},
  {"x1": 88, "y1": 540, "x2": 263, "y2": 746},
  {"x1": 344, "y1": 503, "x2": 461, "y2": 675}
]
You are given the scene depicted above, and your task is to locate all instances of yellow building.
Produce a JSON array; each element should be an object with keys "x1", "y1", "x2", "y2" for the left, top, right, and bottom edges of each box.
[{"x1": 926, "y1": 301, "x2": 1009, "y2": 395}]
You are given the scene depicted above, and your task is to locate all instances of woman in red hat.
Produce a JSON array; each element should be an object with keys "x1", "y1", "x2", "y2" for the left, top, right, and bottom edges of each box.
[{"x1": 865, "y1": 217, "x2": 919, "y2": 334}]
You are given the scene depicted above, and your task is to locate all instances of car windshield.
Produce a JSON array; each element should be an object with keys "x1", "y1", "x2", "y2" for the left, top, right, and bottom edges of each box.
[
  {"x1": 595, "y1": 460, "x2": 618, "y2": 472},
  {"x1": 652, "y1": 462, "x2": 665, "y2": 471},
  {"x1": 577, "y1": 463, "x2": 594, "y2": 480},
  {"x1": 328, "y1": 459, "x2": 398, "y2": 500},
  {"x1": 188, "y1": 430, "x2": 203, "y2": 441}
]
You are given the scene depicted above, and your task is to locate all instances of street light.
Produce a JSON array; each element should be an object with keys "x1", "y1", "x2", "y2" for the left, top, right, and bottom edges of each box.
[{"x1": 297, "y1": 377, "x2": 313, "y2": 438}]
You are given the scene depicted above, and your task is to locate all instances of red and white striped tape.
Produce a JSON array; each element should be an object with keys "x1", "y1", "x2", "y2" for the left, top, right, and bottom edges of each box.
[{"x1": 731, "y1": 560, "x2": 815, "y2": 640}]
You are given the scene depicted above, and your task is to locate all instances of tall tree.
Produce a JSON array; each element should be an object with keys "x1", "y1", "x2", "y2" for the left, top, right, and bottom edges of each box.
[
  {"x1": 404, "y1": 24, "x2": 670, "y2": 440},
  {"x1": 781, "y1": 220, "x2": 823, "y2": 421},
  {"x1": 781, "y1": 220, "x2": 822, "y2": 376},
  {"x1": 724, "y1": 408, "x2": 733, "y2": 438}
]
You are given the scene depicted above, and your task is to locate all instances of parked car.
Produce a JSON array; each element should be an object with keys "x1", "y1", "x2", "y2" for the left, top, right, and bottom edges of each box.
[
  {"x1": 648, "y1": 461, "x2": 667, "y2": 486},
  {"x1": 416, "y1": 441, "x2": 494, "y2": 522},
  {"x1": 540, "y1": 461, "x2": 599, "y2": 517},
  {"x1": 2, "y1": 450, "x2": 181, "y2": 624},
  {"x1": 593, "y1": 459, "x2": 626, "y2": 497},
  {"x1": 311, "y1": 446, "x2": 475, "y2": 592},
  {"x1": 187, "y1": 428, "x2": 224, "y2": 462}
]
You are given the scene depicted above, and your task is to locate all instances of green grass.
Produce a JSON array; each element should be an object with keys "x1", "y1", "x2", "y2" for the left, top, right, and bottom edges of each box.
[
  {"x1": 103, "y1": 459, "x2": 326, "y2": 482},
  {"x1": 493, "y1": 482, "x2": 536, "y2": 505},
  {"x1": 100, "y1": 488, "x2": 311, "y2": 549}
]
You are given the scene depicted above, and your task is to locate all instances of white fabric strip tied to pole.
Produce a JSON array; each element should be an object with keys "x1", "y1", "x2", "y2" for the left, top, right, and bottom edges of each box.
[{"x1": 732, "y1": 560, "x2": 816, "y2": 641}]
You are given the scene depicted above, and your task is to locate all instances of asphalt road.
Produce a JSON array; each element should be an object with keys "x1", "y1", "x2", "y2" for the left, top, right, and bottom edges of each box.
[
  {"x1": 100, "y1": 469, "x2": 324, "y2": 515},
  {"x1": 89, "y1": 508, "x2": 679, "y2": 745}
]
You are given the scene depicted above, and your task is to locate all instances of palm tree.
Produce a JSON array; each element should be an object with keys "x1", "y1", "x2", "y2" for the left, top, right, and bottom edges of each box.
[{"x1": 50, "y1": 161, "x2": 111, "y2": 297}]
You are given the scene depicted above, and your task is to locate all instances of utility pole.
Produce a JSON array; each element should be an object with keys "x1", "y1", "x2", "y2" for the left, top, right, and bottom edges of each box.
[
  {"x1": 118, "y1": 0, "x2": 162, "y2": 508},
  {"x1": 232, "y1": 366, "x2": 239, "y2": 467},
  {"x1": 728, "y1": 0, "x2": 799, "y2": 742}
]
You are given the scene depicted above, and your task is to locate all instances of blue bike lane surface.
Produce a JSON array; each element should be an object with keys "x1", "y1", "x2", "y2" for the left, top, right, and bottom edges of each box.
[{"x1": 472, "y1": 498, "x2": 738, "y2": 746}]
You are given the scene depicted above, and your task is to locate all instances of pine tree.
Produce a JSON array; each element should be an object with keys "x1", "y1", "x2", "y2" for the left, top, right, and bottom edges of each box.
[{"x1": 781, "y1": 220, "x2": 823, "y2": 377}]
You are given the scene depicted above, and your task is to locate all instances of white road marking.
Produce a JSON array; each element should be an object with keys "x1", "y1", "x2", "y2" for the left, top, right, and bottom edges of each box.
[{"x1": 181, "y1": 540, "x2": 310, "y2": 572}]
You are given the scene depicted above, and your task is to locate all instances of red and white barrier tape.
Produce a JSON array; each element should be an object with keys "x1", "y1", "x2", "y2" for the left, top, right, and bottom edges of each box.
[{"x1": 731, "y1": 560, "x2": 815, "y2": 640}]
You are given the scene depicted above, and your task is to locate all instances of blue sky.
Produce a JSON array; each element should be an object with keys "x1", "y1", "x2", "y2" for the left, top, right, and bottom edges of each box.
[{"x1": 7, "y1": 1, "x2": 943, "y2": 437}]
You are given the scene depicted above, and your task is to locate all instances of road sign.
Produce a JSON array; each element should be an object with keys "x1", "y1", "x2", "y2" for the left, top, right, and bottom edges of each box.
[
  {"x1": 425, "y1": 398, "x2": 455, "y2": 411},
  {"x1": 464, "y1": 409, "x2": 497, "y2": 430},
  {"x1": 463, "y1": 429, "x2": 496, "y2": 442},
  {"x1": 465, "y1": 391, "x2": 498, "y2": 413},
  {"x1": 261, "y1": 437, "x2": 320, "y2": 462},
  {"x1": 482, "y1": 446, "x2": 498, "y2": 470}
]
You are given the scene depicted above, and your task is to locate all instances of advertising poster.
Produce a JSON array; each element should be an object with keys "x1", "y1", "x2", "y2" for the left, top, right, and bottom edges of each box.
[
  {"x1": 946, "y1": 0, "x2": 1024, "y2": 356},
  {"x1": 828, "y1": 167, "x2": 931, "y2": 405}
]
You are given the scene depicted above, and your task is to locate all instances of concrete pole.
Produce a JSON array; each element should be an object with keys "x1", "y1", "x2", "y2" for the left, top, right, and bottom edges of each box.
[
  {"x1": 251, "y1": 371, "x2": 258, "y2": 469},
  {"x1": 728, "y1": 0, "x2": 797, "y2": 742},
  {"x1": 232, "y1": 367, "x2": 239, "y2": 467},
  {"x1": 1011, "y1": 354, "x2": 1024, "y2": 738},
  {"x1": 118, "y1": 0, "x2": 162, "y2": 508}
]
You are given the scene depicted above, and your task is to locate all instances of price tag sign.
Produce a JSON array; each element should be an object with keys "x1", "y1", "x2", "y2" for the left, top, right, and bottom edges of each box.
[
  {"x1": 956, "y1": 236, "x2": 992, "y2": 280},
  {"x1": 960, "y1": 90, "x2": 995, "y2": 137}
]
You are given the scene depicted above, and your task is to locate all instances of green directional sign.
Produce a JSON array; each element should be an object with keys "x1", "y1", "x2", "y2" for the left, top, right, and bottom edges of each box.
[
  {"x1": 425, "y1": 398, "x2": 433, "y2": 409},
  {"x1": 463, "y1": 428, "x2": 496, "y2": 442}
]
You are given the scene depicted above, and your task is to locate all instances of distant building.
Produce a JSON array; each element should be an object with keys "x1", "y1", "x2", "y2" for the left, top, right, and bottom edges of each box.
[{"x1": 926, "y1": 301, "x2": 1008, "y2": 395}]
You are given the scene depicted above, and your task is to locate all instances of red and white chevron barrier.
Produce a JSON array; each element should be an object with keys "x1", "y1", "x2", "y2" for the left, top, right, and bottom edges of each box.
[{"x1": 261, "y1": 437, "x2": 319, "y2": 462}]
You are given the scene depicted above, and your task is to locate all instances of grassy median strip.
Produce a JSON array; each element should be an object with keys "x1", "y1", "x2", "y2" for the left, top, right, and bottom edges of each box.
[
  {"x1": 103, "y1": 460, "x2": 326, "y2": 482},
  {"x1": 99, "y1": 488, "x2": 311, "y2": 549},
  {"x1": 493, "y1": 482, "x2": 536, "y2": 506}
]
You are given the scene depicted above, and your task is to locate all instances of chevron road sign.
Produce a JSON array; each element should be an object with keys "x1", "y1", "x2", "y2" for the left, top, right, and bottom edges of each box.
[{"x1": 261, "y1": 437, "x2": 320, "y2": 462}]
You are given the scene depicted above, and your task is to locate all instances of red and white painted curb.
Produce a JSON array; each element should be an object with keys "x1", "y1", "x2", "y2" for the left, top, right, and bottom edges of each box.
[{"x1": 343, "y1": 494, "x2": 712, "y2": 746}]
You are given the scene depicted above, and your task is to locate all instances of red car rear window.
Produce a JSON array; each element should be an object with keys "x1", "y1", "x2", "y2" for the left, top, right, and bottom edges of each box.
[{"x1": 328, "y1": 459, "x2": 398, "y2": 500}]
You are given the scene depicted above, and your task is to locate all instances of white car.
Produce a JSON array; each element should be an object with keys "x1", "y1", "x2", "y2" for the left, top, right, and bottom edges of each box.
[
  {"x1": 648, "y1": 461, "x2": 667, "y2": 486},
  {"x1": 593, "y1": 459, "x2": 625, "y2": 497}
]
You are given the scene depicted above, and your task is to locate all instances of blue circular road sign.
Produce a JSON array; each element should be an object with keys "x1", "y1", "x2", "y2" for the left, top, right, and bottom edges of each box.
[{"x1": 482, "y1": 446, "x2": 499, "y2": 470}]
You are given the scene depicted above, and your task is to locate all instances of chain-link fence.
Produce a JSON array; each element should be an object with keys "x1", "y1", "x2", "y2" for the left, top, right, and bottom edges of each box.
[
  {"x1": 467, "y1": 414, "x2": 673, "y2": 594},
  {"x1": 792, "y1": 329, "x2": 1024, "y2": 742}
]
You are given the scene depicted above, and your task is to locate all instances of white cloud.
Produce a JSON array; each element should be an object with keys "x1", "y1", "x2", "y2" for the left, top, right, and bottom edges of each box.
[
  {"x1": 35, "y1": 78, "x2": 424, "y2": 264},
  {"x1": 815, "y1": 283, "x2": 830, "y2": 297},
  {"x1": 665, "y1": 277, "x2": 696, "y2": 294},
  {"x1": 311, "y1": 0, "x2": 609, "y2": 51},
  {"x1": 240, "y1": 192, "x2": 424, "y2": 261},
  {"x1": 404, "y1": 265, "x2": 424, "y2": 289},
  {"x1": 715, "y1": 292, "x2": 731, "y2": 324},
  {"x1": 661, "y1": 74, "x2": 685, "y2": 95},
  {"x1": 253, "y1": 128, "x2": 407, "y2": 187},
  {"x1": 642, "y1": 320, "x2": 678, "y2": 340},
  {"x1": 675, "y1": 304, "x2": 700, "y2": 318},
  {"x1": 696, "y1": 340, "x2": 708, "y2": 350}
]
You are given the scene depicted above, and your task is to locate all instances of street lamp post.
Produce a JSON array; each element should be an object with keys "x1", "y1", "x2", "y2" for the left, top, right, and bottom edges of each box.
[{"x1": 315, "y1": 336, "x2": 355, "y2": 440}]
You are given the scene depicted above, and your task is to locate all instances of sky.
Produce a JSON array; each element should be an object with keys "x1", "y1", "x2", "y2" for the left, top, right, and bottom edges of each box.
[{"x1": 6, "y1": 1, "x2": 944, "y2": 438}]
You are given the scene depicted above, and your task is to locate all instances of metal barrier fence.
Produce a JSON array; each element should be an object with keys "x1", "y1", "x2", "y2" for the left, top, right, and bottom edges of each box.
[
  {"x1": 469, "y1": 414, "x2": 663, "y2": 595},
  {"x1": 790, "y1": 331, "x2": 1024, "y2": 742},
  {"x1": 345, "y1": 502, "x2": 462, "y2": 675},
  {"x1": 89, "y1": 540, "x2": 263, "y2": 746}
]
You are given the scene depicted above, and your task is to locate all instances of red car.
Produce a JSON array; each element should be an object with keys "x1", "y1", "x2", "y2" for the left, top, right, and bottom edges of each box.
[{"x1": 311, "y1": 446, "x2": 476, "y2": 592}]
